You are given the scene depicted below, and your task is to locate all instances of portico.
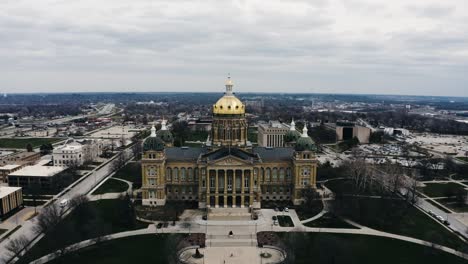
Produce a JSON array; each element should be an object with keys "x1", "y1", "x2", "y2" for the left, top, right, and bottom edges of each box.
[{"x1": 205, "y1": 168, "x2": 256, "y2": 208}]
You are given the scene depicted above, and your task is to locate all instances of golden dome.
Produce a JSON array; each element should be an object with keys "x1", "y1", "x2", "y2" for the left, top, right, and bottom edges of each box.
[{"x1": 213, "y1": 95, "x2": 245, "y2": 115}]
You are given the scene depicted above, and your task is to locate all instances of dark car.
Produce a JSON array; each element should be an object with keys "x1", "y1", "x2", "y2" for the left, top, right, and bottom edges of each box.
[
  {"x1": 156, "y1": 223, "x2": 162, "y2": 229},
  {"x1": 163, "y1": 222, "x2": 169, "y2": 228},
  {"x1": 202, "y1": 215, "x2": 208, "y2": 220},
  {"x1": 272, "y1": 215, "x2": 278, "y2": 221}
]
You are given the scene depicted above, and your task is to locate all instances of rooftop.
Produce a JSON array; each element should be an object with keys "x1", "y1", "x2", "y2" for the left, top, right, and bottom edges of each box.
[
  {"x1": 0, "y1": 186, "x2": 21, "y2": 199},
  {"x1": 9, "y1": 165, "x2": 66, "y2": 177},
  {"x1": 0, "y1": 164, "x2": 22, "y2": 170}
]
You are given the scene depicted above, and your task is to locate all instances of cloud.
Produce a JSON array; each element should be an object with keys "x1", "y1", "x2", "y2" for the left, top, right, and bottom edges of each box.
[{"x1": 0, "y1": 0, "x2": 467, "y2": 96}]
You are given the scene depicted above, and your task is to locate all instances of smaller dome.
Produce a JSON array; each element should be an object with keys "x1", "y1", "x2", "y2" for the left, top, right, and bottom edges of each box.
[
  {"x1": 143, "y1": 136, "x2": 165, "y2": 151},
  {"x1": 284, "y1": 130, "x2": 301, "y2": 143},
  {"x1": 295, "y1": 124, "x2": 317, "y2": 151},
  {"x1": 157, "y1": 130, "x2": 173, "y2": 143},
  {"x1": 295, "y1": 136, "x2": 317, "y2": 151}
]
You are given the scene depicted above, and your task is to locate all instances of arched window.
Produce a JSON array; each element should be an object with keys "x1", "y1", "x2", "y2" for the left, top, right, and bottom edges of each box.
[
  {"x1": 265, "y1": 168, "x2": 271, "y2": 182},
  {"x1": 188, "y1": 168, "x2": 193, "y2": 181},
  {"x1": 286, "y1": 168, "x2": 291, "y2": 181},
  {"x1": 173, "y1": 167, "x2": 179, "y2": 181},
  {"x1": 279, "y1": 168, "x2": 285, "y2": 181},
  {"x1": 181, "y1": 168, "x2": 186, "y2": 181},
  {"x1": 272, "y1": 168, "x2": 278, "y2": 181},
  {"x1": 194, "y1": 168, "x2": 199, "y2": 182},
  {"x1": 166, "y1": 167, "x2": 172, "y2": 181}
]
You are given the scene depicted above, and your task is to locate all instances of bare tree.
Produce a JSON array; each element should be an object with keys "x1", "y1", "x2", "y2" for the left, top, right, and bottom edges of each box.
[
  {"x1": 5, "y1": 235, "x2": 29, "y2": 258},
  {"x1": 382, "y1": 162, "x2": 404, "y2": 194},
  {"x1": 69, "y1": 194, "x2": 89, "y2": 209},
  {"x1": 33, "y1": 203, "x2": 62, "y2": 235},
  {"x1": 343, "y1": 159, "x2": 372, "y2": 193}
]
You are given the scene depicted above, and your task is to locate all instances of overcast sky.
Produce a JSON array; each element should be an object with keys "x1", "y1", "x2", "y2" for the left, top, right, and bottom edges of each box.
[{"x1": 1, "y1": 0, "x2": 467, "y2": 96}]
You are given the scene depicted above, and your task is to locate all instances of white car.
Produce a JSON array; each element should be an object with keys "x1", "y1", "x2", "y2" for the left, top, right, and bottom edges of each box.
[
  {"x1": 273, "y1": 220, "x2": 279, "y2": 226},
  {"x1": 59, "y1": 199, "x2": 68, "y2": 208},
  {"x1": 284, "y1": 207, "x2": 289, "y2": 212},
  {"x1": 436, "y1": 215, "x2": 444, "y2": 222}
]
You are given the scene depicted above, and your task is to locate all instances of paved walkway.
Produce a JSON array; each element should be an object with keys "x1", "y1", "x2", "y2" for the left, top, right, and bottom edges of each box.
[
  {"x1": 88, "y1": 176, "x2": 132, "y2": 201},
  {"x1": 28, "y1": 208, "x2": 468, "y2": 264}
]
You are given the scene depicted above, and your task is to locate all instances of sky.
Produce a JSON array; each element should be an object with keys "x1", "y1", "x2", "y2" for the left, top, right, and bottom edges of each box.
[{"x1": 1, "y1": 0, "x2": 468, "y2": 96}]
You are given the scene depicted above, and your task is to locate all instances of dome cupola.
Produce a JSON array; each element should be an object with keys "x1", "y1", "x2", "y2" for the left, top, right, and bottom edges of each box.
[
  {"x1": 284, "y1": 119, "x2": 301, "y2": 143},
  {"x1": 295, "y1": 123, "x2": 317, "y2": 151},
  {"x1": 157, "y1": 119, "x2": 173, "y2": 143},
  {"x1": 144, "y1": 124, "x2": 165, "y2": 151},
  {"x1": 213, "y1": 76, "x2": 245, "y2": 115}
]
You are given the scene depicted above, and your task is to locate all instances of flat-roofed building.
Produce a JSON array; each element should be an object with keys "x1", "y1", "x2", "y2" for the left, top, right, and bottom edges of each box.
[
  {"x1": 258, "y1": 121, "x2": 290, "y2": 147},
  {"x1": 8, "y1": 165, "x2": 67, "y2": 192},
  {"x1": 0, "y1": 186, "x2": 23, "y2": 218},
  {"x1": 0, "y1": 164, "x2": 25, "y2": 183},
  {"x1": 0, "y1": 151, "x2": 41, "y2": 166}
]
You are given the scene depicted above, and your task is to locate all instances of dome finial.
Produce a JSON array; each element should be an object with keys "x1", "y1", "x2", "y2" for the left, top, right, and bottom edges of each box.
[
  {"x1": 225, "y1": 74, "x2": 233, "y2": 95},
  {"x1": 161, "y1": 118, "x2": 168, "y2": 130},
  {"x1": 301, "y1": 122, "x2": 308, "y2": 137},
  {"x1": 150, "y1": 124, "x2": 157, "y2": 137},
  {"x1": 290, "y1": 118, "x2": 296, "y2": 131}
]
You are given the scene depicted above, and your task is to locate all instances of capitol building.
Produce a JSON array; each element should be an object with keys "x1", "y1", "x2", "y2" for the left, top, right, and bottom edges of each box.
[{"x1": 141, "y1": 77, "x2": 318, "y2": 208}]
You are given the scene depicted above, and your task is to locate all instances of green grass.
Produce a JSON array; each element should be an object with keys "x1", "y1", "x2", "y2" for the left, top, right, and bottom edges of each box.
[
  {"x1": 277, "y1": 215, "x2": 294, "y2": 227},
  {"x1": 92, "y1": 178, "x2": 129, "y2": 195},
  {"x1": 334, "y1": 197, "x2": 467, "y2": 252},
  {"x1": 278, "y1": 232, "x2": 468, "y2": 264},
  {"x1": 436, "y1": 198, "x2": 468, "y2": 213},
  {"x1": 304, "y1": 213, "x2": 358, "y2": 229},
  {"x1": 0, "y1": 138, "x2": 61, "y2": 149},
  {"x1": 18, "y1": 199, "x2": 148, "y2": 263},
  {"x1": 296, "y1": 199, "x2": 324, "y2": 220},
  {"x1": 456, "y1": 157, "x2": 468, "y2": 162},
  {"x1": 112, "y1": 162, "x2": 142, "y2": 188},
  {"x1": 419, "y1": 182, "x2": 466, "y2": 197},
  {"x1": 47, "y1": 234, "x2": 184, "y2": 264}
]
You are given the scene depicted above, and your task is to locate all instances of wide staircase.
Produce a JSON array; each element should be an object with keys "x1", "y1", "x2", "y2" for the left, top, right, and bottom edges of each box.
[{"x1": 206, "y1": 233, "x2": 257, "y2": 247}]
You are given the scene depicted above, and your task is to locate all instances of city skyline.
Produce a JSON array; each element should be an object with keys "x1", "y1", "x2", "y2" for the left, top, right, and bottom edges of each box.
[{"x1": 1, "y1": 0, "x2": 468, "y2": 96}]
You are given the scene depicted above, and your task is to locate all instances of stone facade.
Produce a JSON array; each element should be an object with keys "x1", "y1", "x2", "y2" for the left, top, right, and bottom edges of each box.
[{"x1": 141, "y1": 77, "x2": 318, "y2": 208}]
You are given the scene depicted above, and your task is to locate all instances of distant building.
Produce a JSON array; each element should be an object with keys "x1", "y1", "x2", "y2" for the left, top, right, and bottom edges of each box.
[
  {"x1": 8, "y1": 165, "x2": 67, "y2": 192},
  {"x1": 0, "y1": 164, "x2": 25, "y2": 184},
  {"x1": 335, "y1": 121, "x2": 371, "y2": 144},
  {"x1": 0, "y1": 186, "x2": 23, "y2": 218},
  {"x1": 52, "y1": 139, "x2": 103, "y2": 167},
  {"x1": 258, "y1": 121, "x2": 290, "y2": 147},
  {"x1": 0, "y1": 151, "x2": 41, "y2": 166}
]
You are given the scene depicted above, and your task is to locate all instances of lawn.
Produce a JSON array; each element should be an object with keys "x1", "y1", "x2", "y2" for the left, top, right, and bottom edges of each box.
[
  {"x1": 436, "y1": 197, "x2": 468, "y2": 213},
  {"x1": 277, "y1": 215, "x2": 294, "y2": 227},
  {"x1": 0, "y1": 138, "x2": 61, "y2": 149},
  {"x1": 333, "y1": 197, "x2": 467, "y2": 252},
  {"x1": 278, "y1": 232, "x2": 468, "y2": 264},
  {"x1": 325, "y1": 178, "x2": 381, "y2": 196},
  {"x1": 112, "y1": 162, "x2": 142, "y2": 188},
  {"x1": 418, "y1": 182, "x2": 466, "y2": 197},
  {"x1": 304, "y1": 213, "x2": 358, "y2": 229},
  {"x1": 46, "y1": 234, "x2": 184, "y2": 264},
  {"x1": 295, "y1": 199, "x2": 324, "y2": 220},
  {"x1": 18, "y1": 198, "x2": 148, "y2": 263},
  {"x1": 92, "y1": 178, "x2": 129, "y2": 195}
]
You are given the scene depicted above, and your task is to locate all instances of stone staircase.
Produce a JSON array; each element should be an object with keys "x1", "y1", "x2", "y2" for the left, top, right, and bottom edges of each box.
[{"x1": 206, "y1": 233, "x2": 257, "y2": 247}]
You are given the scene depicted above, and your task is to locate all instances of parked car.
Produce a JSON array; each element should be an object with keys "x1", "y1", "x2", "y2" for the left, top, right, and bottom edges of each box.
[
  {"x1": 443, "y1": 220, "x2": 450, "y2": 226},
  {"x1": 156, "y1": 223, "x2": 163, "y2": 229},
  {"x1": 428, "y1": 210, "x2": 435, "y2": 216},
  {"x1": 284, "y1": 207, "x2": 289, "y2": 212},
  {"x1": 274, "y1": 207, "x2": 279, "y2": 212},
  {"x1": 272, "y1": 215, "x2": 278, "y2": 221},
  {"x1": 202, "y1": 215, "x2": 208, "y2": 220},
  {"x1": 163, "y1": 222, "x2": 169, "y2": 228},
  {"x1": 436, "y1": 215, "x2": 444, "y2": 222},
  {"x1": 273, "y1": 220, "x2": 279, "y2": 226}
]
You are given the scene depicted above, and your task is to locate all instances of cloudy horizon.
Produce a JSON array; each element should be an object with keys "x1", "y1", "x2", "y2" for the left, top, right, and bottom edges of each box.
[{"x1": 1, "y1": 0, "x2": 468, "y2": 96}]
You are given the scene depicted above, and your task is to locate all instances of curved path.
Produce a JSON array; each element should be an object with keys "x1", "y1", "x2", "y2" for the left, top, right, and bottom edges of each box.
[
  {"x1": 300, "y1": 199, "x2": 328, "y2": 224},
  {"x1": 29, "y1": 217, "x2": 468, "y2": 264}
]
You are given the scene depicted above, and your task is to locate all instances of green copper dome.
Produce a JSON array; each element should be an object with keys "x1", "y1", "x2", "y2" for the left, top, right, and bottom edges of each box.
[
  {"x1": 284, "y1": 130, "x2": 301, "y2": 142},
  {"x1": 295, "y1": 136, "x2": 317, "y2": 151},
  {"x1": 157, "y1": 130, "x2": 173, "y2": 143},
  {"x1": 143, "y1": 136, "x2": 165, "y2": 151},
  {"x1": 294, "y1": 124, "x2": 317, "y2": 151}
]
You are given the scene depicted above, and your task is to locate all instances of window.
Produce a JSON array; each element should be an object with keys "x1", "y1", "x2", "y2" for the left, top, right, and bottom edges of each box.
[
  {"x1": 279, "y1": 168, "x2": 285, "y2": 181},
  {"x1": 244, "y1": 176, "x2": 249, "y2": 188},
  {"x1": 148, "y1": 178, "x2": 156, "y2": 186},
  {"x1": 202, "y1": 175, "x2": 206, "y2": 187},
  {"x1": 286, "y1": 168, "x2": 291, "y2": 181},
  {"x1": 272, "y1": 168, "x2": 278, "y2": 181},
  {"x1": 265, "y1": 168, "x2": 271, "y2": 182},
  {"x1": 302, "y1": 178, "x2": 310, "y2": 186},
  {"x1": 181, "y1": 168, "x2": 186, "y2": 181},
  {"x1": 188, "y1": 168, "x2": 193, "y2": 181},
  {"x1": 166, "y1": 168, "x2": 172, "y2": 181},
  {"x1": 173, "y1": 168, "x2": 179, "y2": 181},
  {"x1": 227, "y1": 176, "x2": 232, "y2": 190},
  {"x1": 210, "y1": 176, "x2": 215, "y2": 189},
  {"x1": 301, "y1": 167, "x2": 310, "y2": 176},
  {"x1": 148, "y1": 167, "x2": 156, "y2": 176}
]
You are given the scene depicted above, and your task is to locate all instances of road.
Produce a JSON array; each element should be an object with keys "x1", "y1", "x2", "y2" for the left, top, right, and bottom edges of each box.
[{"x1": 0, "y1": 148, "x2": 133, "y2": 263}]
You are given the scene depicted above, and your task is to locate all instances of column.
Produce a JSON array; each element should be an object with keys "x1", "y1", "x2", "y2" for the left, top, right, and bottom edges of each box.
[
  {"x1": 232, "y1": 170, "x2": 236, "y2": 208},
  {"x1": 215, "y1": 170, "x2": 219, "y2": 207},
  {"x1": 206, "y1": 169, "x2": 210, "y2": 208},
  {"x1": 224, "y1": 169, "x2": 228, "y2": 208},
  {"x1": 249, "y1": 169, "x2": 254, "y2": 205},
  {"x1": 241, "y1": 169, "x2": 245, "y2": 208}
]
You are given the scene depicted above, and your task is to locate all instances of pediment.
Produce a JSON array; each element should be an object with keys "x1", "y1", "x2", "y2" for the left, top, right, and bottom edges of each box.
[{"x1": 210, "y1": 155, "x2": 251, "y2": 166}]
